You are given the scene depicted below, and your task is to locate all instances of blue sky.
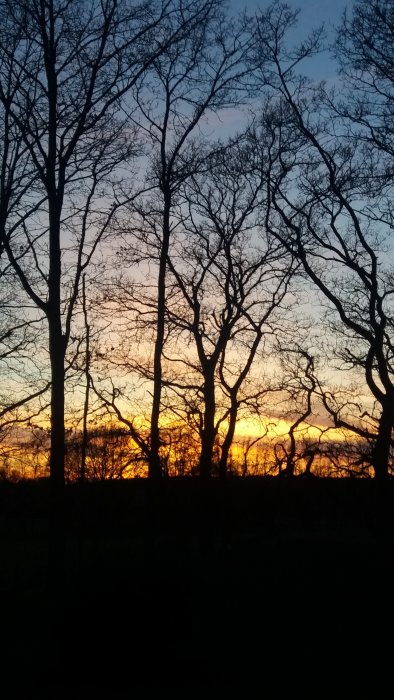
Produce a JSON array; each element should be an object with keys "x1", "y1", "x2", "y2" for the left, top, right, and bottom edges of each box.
[
  {"x1": 241, "y1": 0, "x2": 350, "y2": 30},
  {"x1": 238, "y1": 0, "x2": 354, "y2": 80},
  {"x1": 206, "y1": 0, "x2": 353, "y2": 138}
]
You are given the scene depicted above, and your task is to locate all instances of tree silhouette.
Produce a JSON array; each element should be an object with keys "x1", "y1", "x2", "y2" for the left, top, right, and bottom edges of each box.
[
  {"x1": 165, "y1": 138, "x2": 295, "y2": 477},
  {"x1": 336, "y1": 0, "x2": 394, "y2": 187},
  {"x1": 0, "y1": 0, "x2": 221, "y2": 582},
  {"x1": 251, "y1": 3, "x2": 394, "y2": 479},
  {"x1": 93, "y1": 1, "x2": 255, "y2": 477}
]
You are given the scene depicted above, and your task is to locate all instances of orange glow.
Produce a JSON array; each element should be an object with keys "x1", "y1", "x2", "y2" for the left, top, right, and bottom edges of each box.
[{"x1": 233, "y1": 415, "x2": 353, "y2": 442}]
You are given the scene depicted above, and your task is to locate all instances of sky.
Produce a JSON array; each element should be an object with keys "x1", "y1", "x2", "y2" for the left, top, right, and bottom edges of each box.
[
  {"x1": 242, "y1": 0, "x2": 350, "y2": 31},
  {"x1": 205, "y1": 0, "x2": 353, "y2": 145},
  {"x1": 238, "y1": 0, "x2": 354, "y2": 81}
]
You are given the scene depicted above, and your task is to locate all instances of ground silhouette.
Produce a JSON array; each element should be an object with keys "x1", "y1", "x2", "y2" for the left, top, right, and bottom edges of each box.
[{"x1": 1, "y1": 477, "x2": 393, "y2": 694}]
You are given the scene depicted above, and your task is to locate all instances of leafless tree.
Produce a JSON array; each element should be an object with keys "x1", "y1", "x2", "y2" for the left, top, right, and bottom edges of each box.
[
  {"x1": 0, "y1": 0, "x2": 221, "y2": 579},
  {"x1": 65, "y1": 424, "x2": 139, "y2": 481},
  {"x1": 0, "y1": 33, "x2": 50, "y2": 434},
  {"x1": 249, "y1": 3, "x2": 394, "y2": 479},
  {"x1": 95, "y1": 0, "x2": 255, "y2": 477},
  {"x1": 272, "y1": 347, "x2": 321, "y2": 477},
  {"x1": 335, "y1": 0, "x2": 394, "y2": 190},
  {"x1": 162, "y1": 138, "x2": 296, "y2": 477}
]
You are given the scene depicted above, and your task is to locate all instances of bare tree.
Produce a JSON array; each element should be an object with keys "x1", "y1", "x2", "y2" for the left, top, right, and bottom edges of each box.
[
  {"x1": 0, "y1": 0, "x2": 214, "y2": 486},
  {"x1": 269, "y1": 345, "x2": 344, "y2": 477},
  {"x1": 0, "y1": 277, "x2": 50, "y2": 427},
  {"x1": 0, "y1": 27, "x2": 50, "y2": 433},
  {"x1": 0, "y1": 0, "x2": 222, "y2": 581},
  {"x1": 162, "y1": 138, "x2": 295, "y2": 477},
  {"x1": 0, "y1": 271, "x2": 51, "y2": 471},
  {"x1": 100, "y1": 1, "x2": 254, "y2": 478},
  {"x1": 335, "y1": 0, "x2": 394, "y2": 187},
  {"x1": 65, "y1": 423, "x2": 139, "y2": 481},
  {"x1": 249, "y1": 3, "x2": 394, "y2": 479}
]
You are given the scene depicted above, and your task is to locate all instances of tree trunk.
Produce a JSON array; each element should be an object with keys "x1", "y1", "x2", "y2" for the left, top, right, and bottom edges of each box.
[
  {"x1": 369, "y1": 404, "x2": 393, "y2": 541},
  {"x1": 80, "y1": 275, "x2": 90, "y2": 483},
  {"x1": 218, "y1": 396, "x2": 237, "y2": 479},
  {"x1": 199, "y1": 371, "x2": 216, "y2": 478},
  {"x1": 45, "y1": 5, "x2": 66, "y2": 585},
  {"x1": 47, "y1": 308, "x2": 66, "y2": 589},
  {"x1": 371, "y1": 404, "x2": 392, "y2": 480},
  {"x1": 284, "y1": 431, "x2": 296, "y2": 477},
  {"x1": 150, "y1": 187, "x2": 172, "y2": 479}
]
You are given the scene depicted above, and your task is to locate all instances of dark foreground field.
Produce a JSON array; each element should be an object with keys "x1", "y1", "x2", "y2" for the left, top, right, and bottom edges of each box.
[{"x1": 1, "y1": 477, "x2": 394, "y2": 696}]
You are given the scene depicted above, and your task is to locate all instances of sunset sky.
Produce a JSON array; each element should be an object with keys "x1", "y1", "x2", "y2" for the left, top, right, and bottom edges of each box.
[{"x1": 0, "y1": 0, "x2": 387, "y2": 482}]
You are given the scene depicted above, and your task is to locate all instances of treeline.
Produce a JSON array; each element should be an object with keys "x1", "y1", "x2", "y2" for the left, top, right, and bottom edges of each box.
[
  {"x1": 0, "y1": 0, "x2": 394, "y2": 486},
  {"x1": 1, "y1": 423, "x2": 371, "y2": 481}
]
